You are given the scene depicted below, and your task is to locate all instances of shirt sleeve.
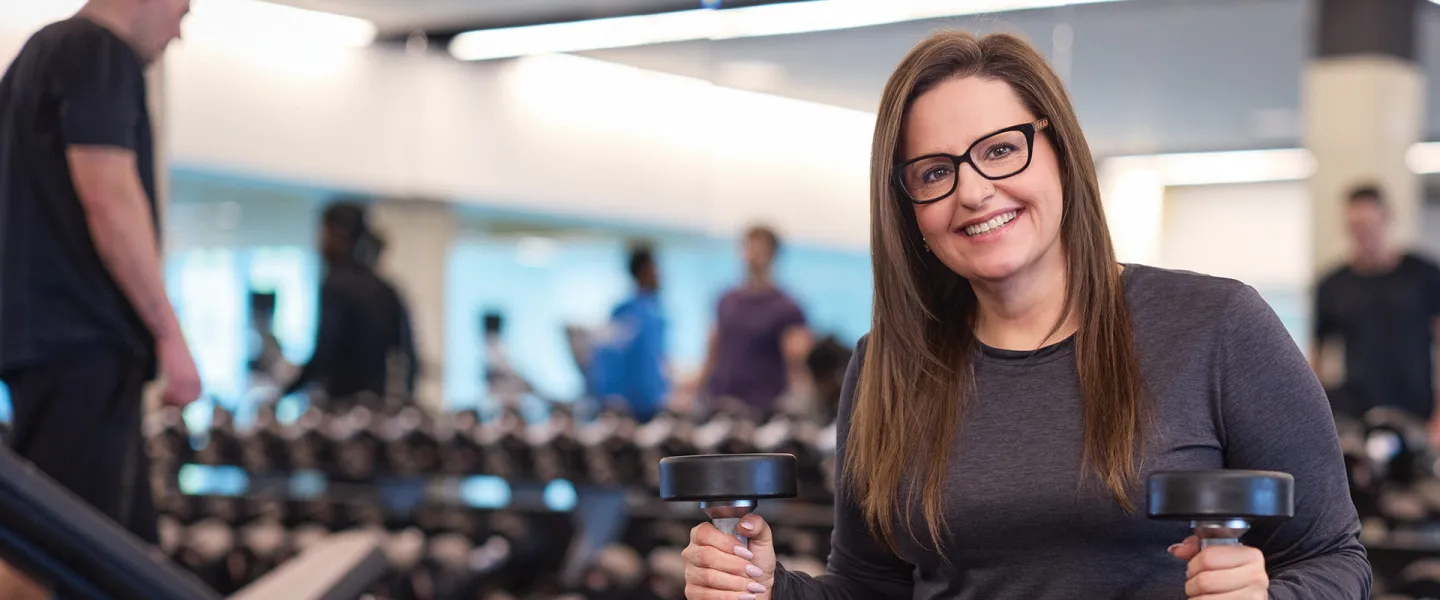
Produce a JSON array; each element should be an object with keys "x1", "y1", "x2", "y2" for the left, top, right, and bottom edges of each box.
[
  {"x1": 1215, "y1": 285, "x2": 1371, "y2": 599},
  {"x1": 773, "y1": 336, "x2": 915, "y2": 600},
  {"x1": 781, "y1": 295, "x2": 808, "y2": 331},
  {"x1": 55, "y1": 28, "x2": 144, "y2": 149},
  {"x1": 1423, "y1": 258, "x2": 1440, "y2": 318},
  {"x1": 284, "y1": 279, "x2": 347, "y2": 396}
]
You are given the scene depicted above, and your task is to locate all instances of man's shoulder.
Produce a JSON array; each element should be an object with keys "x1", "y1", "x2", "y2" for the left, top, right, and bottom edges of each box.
[
  {"x1": 1402, "y1": 252, "x2": 1440, "y2": 274},
  {"x1": 28, "y1": 18, "x2": 122, "y2": 56}
]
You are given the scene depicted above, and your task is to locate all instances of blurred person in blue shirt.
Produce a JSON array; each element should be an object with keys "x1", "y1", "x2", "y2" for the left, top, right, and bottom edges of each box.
[{"x1": 588, "y1": 245, "x2": 669, "y2": 421}]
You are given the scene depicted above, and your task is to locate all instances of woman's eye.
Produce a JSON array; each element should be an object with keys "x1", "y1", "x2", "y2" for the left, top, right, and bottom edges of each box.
[
  {"x1": 985, "y1": 144, "x2": 1017, "y2": 160},
  {"x1": 922, "y1": 166, "x2": 952, "y2": 183}
]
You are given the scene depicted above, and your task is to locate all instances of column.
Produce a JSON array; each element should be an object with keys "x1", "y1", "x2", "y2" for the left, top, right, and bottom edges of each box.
[
  {"x1": 367, "y1": 199, "x2": 457, "y2": 413},
  {"x1": 1304, "y1": 0, "x2": 1425, "y2": 277}
]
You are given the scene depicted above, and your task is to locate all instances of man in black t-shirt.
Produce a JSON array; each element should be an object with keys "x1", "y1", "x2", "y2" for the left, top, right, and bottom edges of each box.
[
  {"x1": 0, "y1": 0, "x2": 196, "y2": 592},
  {"x1": 1313, "y1": 185, "x2": 1440, "y2": 429},
  {"x1": 282, "y1": 202, "x2": 419, "y2": 409}
]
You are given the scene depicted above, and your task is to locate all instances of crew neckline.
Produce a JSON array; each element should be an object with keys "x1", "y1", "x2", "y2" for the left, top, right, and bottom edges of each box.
[{"x1": 975, "y1": 264, "x2": 1139, "y2": 365}]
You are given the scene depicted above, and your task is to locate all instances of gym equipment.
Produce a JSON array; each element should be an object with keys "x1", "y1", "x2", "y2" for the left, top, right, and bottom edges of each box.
[
  {"x1": 197, "y1": 407, "x2": 244, "y2": 467},
  {"x1": 480, "y1": 406, "x2": 535, "y2": 481},
  {"x1": 658, "y1": 453, "x2": 798, "y2": 546},
  {"x1": 532, "y1": 404, "x2": 589, "y2": 483},
  {"x1": 384, "y1": 407, "x2": 442, "y2": 477},
  {"x1": 330, "y1": 408, "x2": 385, "y2": 481},
  {"x1": 146, "y1": 406, "x2": 194, "y2": 475},
  {"x1": 240, "y1": 404, "x2": 291, "y2": 474},
  {"x1": 438, "y1": 410, "x2": 486, "y2": 476},
  {"x1": 579, "y1": 409, "x2": 641, "y2": 487},
  {"x1": 637, "y1": 411, "x2": 697, "y2": 493},
  {"x1": 284, "y1": 407, "x2": 334, "y2": 473},
  {"x1": 1147, "y1": 470, "x2": 1294, "y2": 548}
]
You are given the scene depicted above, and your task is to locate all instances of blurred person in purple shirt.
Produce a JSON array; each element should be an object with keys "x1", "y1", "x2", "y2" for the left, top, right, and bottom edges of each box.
[{"x1": 700, "y1": 225, "x2": 814, "y2": 417}]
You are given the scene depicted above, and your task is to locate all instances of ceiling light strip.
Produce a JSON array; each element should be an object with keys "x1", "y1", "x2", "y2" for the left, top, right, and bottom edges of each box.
[{"x1": 450, "y1": 0, "x2": 1127, "y2": 61}]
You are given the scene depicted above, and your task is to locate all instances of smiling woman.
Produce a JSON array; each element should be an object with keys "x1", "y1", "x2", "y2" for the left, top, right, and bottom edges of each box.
[{"x1": 679, "y1": 30, "x2": 1370, "y2": 600}]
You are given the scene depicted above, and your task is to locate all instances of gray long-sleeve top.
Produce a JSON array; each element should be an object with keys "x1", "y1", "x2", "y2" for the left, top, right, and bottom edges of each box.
[{"x1": 775, "y1": 265, "x2": 1370, "y2": 599}]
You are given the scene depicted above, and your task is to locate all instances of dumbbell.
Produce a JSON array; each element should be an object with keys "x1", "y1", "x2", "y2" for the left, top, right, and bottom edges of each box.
[
  {"x1": 579, "y1": 408, "x2": 641, "y2": 486},
  {"x1": 241, "y1": 404, "x2": 291, "y2": 474},
  {"x1": 196, "y1": 405, "x2": 244, "y2": 467},
  {"x1": 480, "y1": 406, "x2": 535, "y2": 480},
  {"x1": 659, "y1": 453, "x2": 798, "y2": 546},
  {"x1": 1148, "y1": 470, "x2": 1294, "y2": 548},
  {"x1": 438, "y1": 410, "x2": 486, "y2": 475},
  {"x1": 532, "y1": 404, "x2": 590, "y2": 483}
]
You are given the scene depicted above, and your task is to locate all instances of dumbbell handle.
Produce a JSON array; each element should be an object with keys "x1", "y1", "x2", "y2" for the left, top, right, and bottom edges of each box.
[
  {"x1": 1199, "y1": 536, "x2": 1240, "y2": 549},
  {"x1": 713, "y1": 517, "x2": 748, "y2": 548},
  {"x1": 1192, "y1": 519, "x2": 1250, "y2": 551}
]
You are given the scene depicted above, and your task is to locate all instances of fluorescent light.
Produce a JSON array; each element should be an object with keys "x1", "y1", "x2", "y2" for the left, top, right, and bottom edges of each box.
[
  {"x1": 1406, "y1": 142, "x2": 1440, "y2": 174},
  {"x1": 183, "y1": 0, "x2": 376, "y2": 49},
  {"x1": 1104, "y1": 148, "x2": 1317, "y2": 186},
  {"x1": 450, "y1": 0, "x2": 1126, "y2": 61}
]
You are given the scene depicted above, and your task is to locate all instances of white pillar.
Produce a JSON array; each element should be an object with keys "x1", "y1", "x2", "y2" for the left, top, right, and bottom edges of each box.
[
  {"x1": 1303, "y1": 56, "x2": 1425, "y2": 277},
  {"x1": 367, "y1": 200, "x2": 456, "y2": 412}
]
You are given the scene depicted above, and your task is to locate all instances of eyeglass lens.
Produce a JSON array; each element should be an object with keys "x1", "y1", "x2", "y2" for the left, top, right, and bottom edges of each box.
[{"x1": 901, "y1": 128, "x2": 1032, "y2": 203}]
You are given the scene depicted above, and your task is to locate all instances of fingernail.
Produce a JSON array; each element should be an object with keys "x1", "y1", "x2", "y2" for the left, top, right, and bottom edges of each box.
[
  {"x1": 740, "y1": 520, "x2": 757, "y2": 532},
  {"x1": 734, "y1": 545, "x2": 754, "y2": 560},
  {"x1": 1166, "y1": 544, "x2": 1180, "y2": 553},
  {"x1": 738, "y1": 595, "x2": 756, "y2": 600},
  {"x1": 746, "y1": 564, "x2": 763, "y2": 578},
  {"x1": 747, "y1": 582, "x2": 767, "y2": 593}
]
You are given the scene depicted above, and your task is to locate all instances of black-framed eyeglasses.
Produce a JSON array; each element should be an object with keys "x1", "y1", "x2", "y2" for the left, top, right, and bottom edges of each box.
[{"x1": 894, "y1": 118, "x2": 1050, "y2": 205}]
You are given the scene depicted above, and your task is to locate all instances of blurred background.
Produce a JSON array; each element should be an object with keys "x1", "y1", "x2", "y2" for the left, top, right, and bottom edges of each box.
[{"x1": 3, "y1": 0, "x2": 1440, "y2": 598}]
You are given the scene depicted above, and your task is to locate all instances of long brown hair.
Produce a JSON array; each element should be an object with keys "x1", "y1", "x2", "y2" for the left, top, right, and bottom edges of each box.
[{"x1": 845, "y1": 30, "x2": 1149, "y2": 557}]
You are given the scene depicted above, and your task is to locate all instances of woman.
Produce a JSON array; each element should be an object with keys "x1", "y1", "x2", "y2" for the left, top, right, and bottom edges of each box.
[{"x1": 680, "y1": 31, "x2": 1368, "y2": 600}]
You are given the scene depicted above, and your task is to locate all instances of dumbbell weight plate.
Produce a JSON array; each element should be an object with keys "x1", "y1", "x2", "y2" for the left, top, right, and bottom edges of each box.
[
  {"x1": 1148, "y1": 470, "x2": 1295, "y2": 521},
  {"x1": 659, "y1": 454, "x2": 798, "y2": 502}
]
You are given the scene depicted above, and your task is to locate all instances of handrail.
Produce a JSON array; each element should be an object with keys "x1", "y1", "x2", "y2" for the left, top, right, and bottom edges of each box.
[{"x1": 0, "y1": 447, "x2": 221, "y2": 599}]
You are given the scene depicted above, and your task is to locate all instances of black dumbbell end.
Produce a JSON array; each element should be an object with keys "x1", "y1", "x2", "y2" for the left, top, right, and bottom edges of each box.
[
  {"x1": 1147, "y1": 470, "x2": 1295, "y2": 521},
  {"x1": 659, "y1": 453, "x2": 798, "y2": 502}
]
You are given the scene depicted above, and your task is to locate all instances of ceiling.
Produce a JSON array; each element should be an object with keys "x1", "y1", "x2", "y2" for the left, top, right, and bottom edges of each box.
[
  {"x1": 265, "y1": 0, "x2": 1440, "y2": 158},
  {"x1": 268, "y1": 0, "x2": 788, "y2": 36}
]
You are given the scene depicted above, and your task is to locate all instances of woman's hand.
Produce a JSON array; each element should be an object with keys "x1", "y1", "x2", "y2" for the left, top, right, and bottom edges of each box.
[
  {"x1": 1168, "y1": 536, "x2": 1268, "y2": 599},
  {"x1": 681, "y1": 515, "x2": 777, "y2": 600}
]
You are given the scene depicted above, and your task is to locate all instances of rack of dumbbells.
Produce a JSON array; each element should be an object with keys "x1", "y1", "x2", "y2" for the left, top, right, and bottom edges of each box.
[
  {"x1": 1332, "y1": 406, "x2": 1440, "y2": 599},
  {"x1": 144, "y1": 396, "x2": 842, "y2": 600}
]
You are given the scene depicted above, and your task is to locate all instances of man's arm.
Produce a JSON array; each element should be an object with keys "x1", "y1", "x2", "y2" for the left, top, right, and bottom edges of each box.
[
  {"x1": 283, "y1": 281, "x2": 345, "y2": 397},
  {"x1": 698, "y1": 328, "x2": 718, "y2": 392},
  {"x1": 68, "y1": 148, "x2": 181, "y2": 343}
]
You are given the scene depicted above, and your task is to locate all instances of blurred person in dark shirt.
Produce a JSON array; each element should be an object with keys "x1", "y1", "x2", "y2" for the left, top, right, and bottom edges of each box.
[
  {"x1": 588, "y1": 245, "x2": 669, "y2": 422},
  {"x1": 700, "y1": 225, "x2": 813, "y2": 418},
  {"x1": 283, "y1": 202, "x2": 418, "y2": 408},
  {"x1": 0, "y1": 0, "x2": 196, "y2": 596},
  {"x1": 1312, "y1": 185, "x2": 1440, "y2": 434}
]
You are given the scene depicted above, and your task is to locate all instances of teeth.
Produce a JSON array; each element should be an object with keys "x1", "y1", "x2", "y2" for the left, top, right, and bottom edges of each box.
[{"x1": 964, "y1": 210, "x2": 1018, "y2": 236}]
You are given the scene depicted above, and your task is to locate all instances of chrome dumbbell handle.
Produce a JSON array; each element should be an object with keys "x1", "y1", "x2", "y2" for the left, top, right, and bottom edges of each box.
[
  {"x1": 1192, "y1": 519, "x2": 1250, "y2": 549},
  {"x1": 702, "y1": 499, "x2": 756, "y2": 548}
]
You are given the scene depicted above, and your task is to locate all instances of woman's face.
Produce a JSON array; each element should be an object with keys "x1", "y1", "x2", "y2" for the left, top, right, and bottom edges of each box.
[{"x1": 902, "y1": 76, "x2": 1065, "y2": 284}]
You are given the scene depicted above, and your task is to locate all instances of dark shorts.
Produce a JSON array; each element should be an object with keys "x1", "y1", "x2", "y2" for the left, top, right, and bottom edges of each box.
[{"x1": 1, "y1": 350, "x2": 158, "y2": 545}]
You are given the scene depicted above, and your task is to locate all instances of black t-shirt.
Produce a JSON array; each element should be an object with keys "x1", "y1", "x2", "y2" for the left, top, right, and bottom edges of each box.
[
  {"x1": 0, "y1": 18, "x2": 157, "y2": 372},
  {"x1": 1315, "y1": 253, "x2": 1440, "y2": 419},
  {"x1": 283, "y1": 264, "x2": 418, "y2": 400}
]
